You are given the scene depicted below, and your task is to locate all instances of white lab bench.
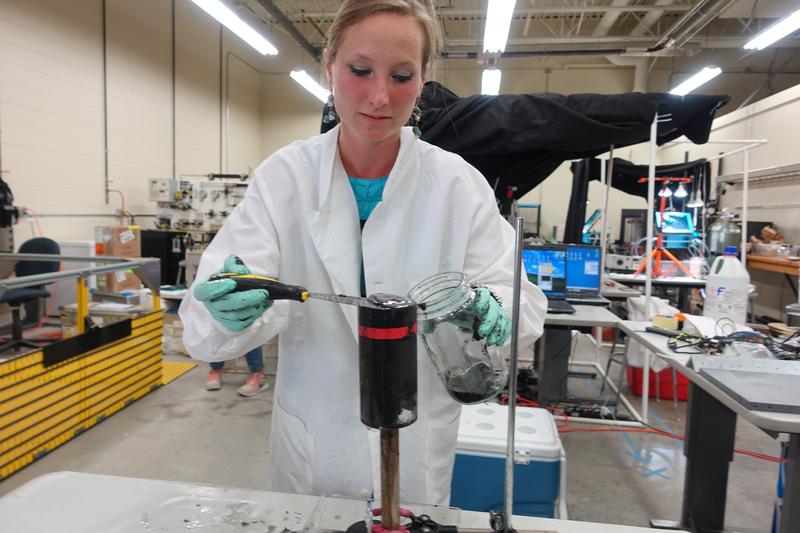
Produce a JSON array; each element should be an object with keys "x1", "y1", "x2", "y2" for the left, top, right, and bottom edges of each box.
[
  {"x1": 600, "y1": 278, "x2": 641, "y2": 300},
  {"x1": 0, "y1": 471, "x2": 683, "y2": 533},
  {"x1": 537, "y1": 306, "x2": 644, "y2": 426},
  {"x1": 618, "y1": 320, "x2": 799, "y2": 533}
]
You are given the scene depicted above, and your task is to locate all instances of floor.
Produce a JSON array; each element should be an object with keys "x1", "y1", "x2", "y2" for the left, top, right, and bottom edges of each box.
[{"x1": 0, "y1": 337, "x2": 784, "y2": 532}]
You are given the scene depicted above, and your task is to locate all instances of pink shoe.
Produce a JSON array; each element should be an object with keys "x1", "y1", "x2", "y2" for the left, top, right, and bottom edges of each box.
[
  {"x1": 238, "y1": 372, "x2": 268, "y2": 397},
  {"x1": 206, "y1": 369, "x2": 222, "y2": 391}
]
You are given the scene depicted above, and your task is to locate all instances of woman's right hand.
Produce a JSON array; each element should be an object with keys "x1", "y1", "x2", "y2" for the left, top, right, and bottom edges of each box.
[
  {"x1": 193, "y1": 255, "x2": 273, "y2": 332},
  {"x1": 471, "y1": 287, "x2": 512, "y2": 346}
]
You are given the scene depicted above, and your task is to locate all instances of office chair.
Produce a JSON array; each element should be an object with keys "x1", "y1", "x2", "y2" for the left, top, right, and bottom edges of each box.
[{"x1": 0, "y1": 238, "x2": 60, "y2": 353}]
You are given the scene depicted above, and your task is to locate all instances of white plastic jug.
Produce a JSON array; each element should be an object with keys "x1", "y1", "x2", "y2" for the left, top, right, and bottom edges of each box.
[{"x1": 704, "y1": 246, "x2": 750, "y2": 328}]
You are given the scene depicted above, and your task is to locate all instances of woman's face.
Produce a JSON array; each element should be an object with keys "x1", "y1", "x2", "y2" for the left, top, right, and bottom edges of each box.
[{"x1": 326, "y1": 12, "x2": 425, "y2": 146}]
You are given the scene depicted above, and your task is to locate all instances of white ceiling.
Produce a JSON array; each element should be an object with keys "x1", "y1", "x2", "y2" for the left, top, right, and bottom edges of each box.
[
  {"x1": 238, "y1": 0, "x2": 800, "y2": 55},
  {"x1": 229, "y1": 0, "x2": 800, "y2": 105}
]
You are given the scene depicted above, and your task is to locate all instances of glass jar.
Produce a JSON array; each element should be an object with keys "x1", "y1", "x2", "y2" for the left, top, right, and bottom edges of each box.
[{"x1": 408, "y1": 272, "x2": 508, "y2": 404}]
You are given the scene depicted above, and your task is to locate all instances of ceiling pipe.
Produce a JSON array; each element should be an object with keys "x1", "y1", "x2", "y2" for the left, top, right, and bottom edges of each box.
[
  {"x1": 601, "y1": 0, "x2": 676, "y2": 92},
  {"x1": 254, "y1": 0, "x2": 322, "y2": 61},
  {"x1": 644, "y1": 0, "x2": 737, "y2": 53},
  {"x1": 444, "y1": 0, "x2": 738, "y2": 60},
  {"x1": 267, "y1": 0, "x2": 735, "y2": 66},
  {"x1": 442, "y1": 49, "x2": 627, "y2": 60},
  {"x1": 445, "y1": 35, "x2": 765, "y2": 50},
  {"x1": 295, "y1": 6, "x2": 694, "y2": 19}
]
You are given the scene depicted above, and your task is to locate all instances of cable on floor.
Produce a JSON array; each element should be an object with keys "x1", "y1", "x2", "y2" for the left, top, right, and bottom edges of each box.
[{"x1": 500, "y1": 395, "x2": 783, "y2": 463}]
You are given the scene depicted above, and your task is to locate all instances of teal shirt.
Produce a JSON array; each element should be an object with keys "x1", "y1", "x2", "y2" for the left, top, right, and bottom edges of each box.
[
  {"x1": 348, "y1": 176, "x2": 388, "y2": 222},
  {"x1": 348, "y1": 176, "x2": 388, "y2": 296}
]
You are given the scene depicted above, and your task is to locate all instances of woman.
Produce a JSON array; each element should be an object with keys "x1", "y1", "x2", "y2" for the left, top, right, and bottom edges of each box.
[{"x1": 179, "y1": 0, "x2": 546, "y2": 505}]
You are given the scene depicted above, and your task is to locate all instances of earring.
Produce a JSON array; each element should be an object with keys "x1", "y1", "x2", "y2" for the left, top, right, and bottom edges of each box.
[
  {"x1": 408, "y1": 105, "x2": 422, "y2": 138},
  {"x1": 323, "y1": 94, "x2": 338, "y2": 125}
]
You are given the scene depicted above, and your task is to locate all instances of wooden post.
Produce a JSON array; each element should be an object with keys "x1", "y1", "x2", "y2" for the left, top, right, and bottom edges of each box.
[{"x1": 380, "y1": 428, "x2": 400, "y2": 530}]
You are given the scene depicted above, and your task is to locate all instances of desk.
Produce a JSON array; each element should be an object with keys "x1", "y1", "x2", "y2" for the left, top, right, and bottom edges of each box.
[
  {"x1": 538, "y1": 307, "x2": 643, "y2": 426},
  {"x1": 545, "y1": 305, "x2": 620, "y2": 328},
  {"x1": 746, "y1": 255, "x2": 799, "y2": 298},
  {"x1": 607, "y1": 274, "x2": 705, "y2": 310},
  {"x1": 0, "y1": 471, "x2": 684, "y2": 533},
  {"x1": 607, "y1": 273, "x2": 706, "y2": 288},
  {"x1": 618, "y1": 321, "x2": 799, "y2": 533},
  {"x1": 601, "y1": 279, "x2": 641, "y2": 300},
  {"x1": 746, "y1": 255, "x2": 800, "y2": 276}
]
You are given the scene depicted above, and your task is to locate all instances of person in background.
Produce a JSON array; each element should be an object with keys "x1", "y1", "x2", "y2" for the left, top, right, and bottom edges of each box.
[
  {"x1": 179, "y1": 0, "x2": 546, "y2": 506},
  {"x1": 206, "y1": 346, "x2": 268, "y2": 397}
]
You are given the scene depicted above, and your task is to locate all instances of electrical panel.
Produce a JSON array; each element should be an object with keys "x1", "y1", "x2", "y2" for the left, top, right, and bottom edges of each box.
[
  {"x1": 148, "y1": 178, "x2": 178, "y2": 202},
  {"x1": 149, "y1": 178, "x2": 249, "y2": 235}
]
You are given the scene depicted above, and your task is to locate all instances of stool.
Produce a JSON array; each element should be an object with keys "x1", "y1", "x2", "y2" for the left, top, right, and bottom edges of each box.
[{"x1": 599, "y1": 331, "x2": 627, "y2": 415}]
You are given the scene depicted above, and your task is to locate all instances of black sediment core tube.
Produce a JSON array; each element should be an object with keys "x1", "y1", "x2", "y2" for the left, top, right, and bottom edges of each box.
[{"x1": 358, "y1": 294, "x2": 418, "y2": 430}]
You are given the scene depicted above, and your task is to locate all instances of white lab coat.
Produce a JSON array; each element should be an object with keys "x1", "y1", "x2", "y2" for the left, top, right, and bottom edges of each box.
[{"x1": 179, "y1": 126, "x2": 547, "y2": 505}]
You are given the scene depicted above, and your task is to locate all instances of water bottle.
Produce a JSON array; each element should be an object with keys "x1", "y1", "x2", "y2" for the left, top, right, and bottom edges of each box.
[{"x1": 704, "y1": 246, "x2": 750, "y2": 328}]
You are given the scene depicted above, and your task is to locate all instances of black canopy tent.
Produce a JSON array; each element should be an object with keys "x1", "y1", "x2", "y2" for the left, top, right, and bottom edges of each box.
[
  {"x1": 321, "y1": 81, "x2": 728, "y2": 209},
  {"x1": 421, "y1": 82, "x2": 726, "y2": 198},
  {"x1": 321, "y1": 80, "x2": 728, "y2": 217}
]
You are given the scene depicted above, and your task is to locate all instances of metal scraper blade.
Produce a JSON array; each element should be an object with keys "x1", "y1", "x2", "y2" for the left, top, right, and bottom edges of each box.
[{"x1": 307, "y1": 292, "x2": 383, "y2": 309}]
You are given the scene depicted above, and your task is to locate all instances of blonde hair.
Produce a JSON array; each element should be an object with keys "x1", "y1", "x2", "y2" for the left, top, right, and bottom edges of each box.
[{"x1": 324, "y1": 0, "x2": 442, "y2": 77}]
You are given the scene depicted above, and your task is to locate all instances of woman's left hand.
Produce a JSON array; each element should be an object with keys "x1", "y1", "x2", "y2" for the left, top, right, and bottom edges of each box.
[{"x1": 472, "y1": 287, "x2": 512, "y2": 346}]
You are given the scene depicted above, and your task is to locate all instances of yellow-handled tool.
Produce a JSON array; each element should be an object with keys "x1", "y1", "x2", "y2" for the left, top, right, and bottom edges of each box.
[
  {"x1": 208, "y1": 272, "x2": 309, "y2": 302},
  {"x1": 207, "y1": 272, "x2": 381, "y2": 308}
]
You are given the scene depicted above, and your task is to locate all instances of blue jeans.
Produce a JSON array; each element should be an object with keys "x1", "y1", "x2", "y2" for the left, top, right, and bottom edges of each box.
[{"x1": 210, "y1": 346, "x2": 264, "y2": 372}]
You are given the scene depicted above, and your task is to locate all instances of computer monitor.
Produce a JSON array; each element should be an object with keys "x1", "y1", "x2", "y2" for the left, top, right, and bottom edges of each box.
[
  {"x1": 655, "y1": 212, "x2": 695, "y2": 234},
  {"x1": 566, "y1": 244, "x2": 601, "y2": 293},
  {"x1": 522, "y1": 245, "x2": 567, "y2": 297}
]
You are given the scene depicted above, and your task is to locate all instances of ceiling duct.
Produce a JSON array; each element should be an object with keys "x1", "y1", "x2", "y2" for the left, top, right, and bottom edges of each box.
[
  {"x1": 644, "y1": 0, "x2": 738, "y2": 53},
  {"x1": 261, "y1": 0, "x2": 736, "y2": 63},
  {"x1": 254, "y1": 0, "x2": 322, "y2": 61},
  {"x1": 447, "y1": 0, "x2": 737, "y2": 59}
]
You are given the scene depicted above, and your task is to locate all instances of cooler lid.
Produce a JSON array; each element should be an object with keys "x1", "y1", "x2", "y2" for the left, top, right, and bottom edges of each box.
[{"x1": 456, "y1": 403, "x2": 562, "y2": 462}]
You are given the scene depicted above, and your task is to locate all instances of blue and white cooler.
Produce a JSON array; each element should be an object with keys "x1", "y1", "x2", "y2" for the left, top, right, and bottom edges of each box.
[{"x1": 450, "y1": 402, "x2": 567, "y2": 519}]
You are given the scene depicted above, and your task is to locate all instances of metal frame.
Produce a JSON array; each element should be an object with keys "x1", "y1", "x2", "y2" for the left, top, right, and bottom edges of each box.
[
  {"x1": 0, "y1": 253, "x2": 161, "y2": 335},
  {"x1": 664, "y1": 138, "x2": 768, "y2": 270},
  {"x1": 593, "y1": 130, "x2": 767, "y2": 423}
]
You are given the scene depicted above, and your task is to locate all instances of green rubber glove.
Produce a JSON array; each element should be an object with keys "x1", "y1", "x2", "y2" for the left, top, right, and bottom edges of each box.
[
  {"x1": 472, "y1": 287, "x2": 512, "y2": 346},
  {"x1": 193, "y1": 255, "x2": 273, "y2": 332}
]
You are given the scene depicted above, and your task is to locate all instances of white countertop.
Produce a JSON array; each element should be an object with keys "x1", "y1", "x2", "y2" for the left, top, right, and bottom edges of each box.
[
  {"x1": 600, "y1": 279, "x2": 641, "y2": 299},
  {"x1": 607, "y1": 273, "x2": 706, "y2": 287},
  {"x1": 0, "y1": 471, "x2": 683, "y2": 533},
  {"x1": 619, "y1": 320, "x2": 800, "y2": 434},
  {"x1": 545, "y1": 305, "x2": 621, "y2": 328}
]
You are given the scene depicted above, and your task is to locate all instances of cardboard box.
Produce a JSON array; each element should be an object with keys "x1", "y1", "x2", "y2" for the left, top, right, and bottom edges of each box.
[{"x1": 95, "y1": 226, "x2": 142, "y2": 293}]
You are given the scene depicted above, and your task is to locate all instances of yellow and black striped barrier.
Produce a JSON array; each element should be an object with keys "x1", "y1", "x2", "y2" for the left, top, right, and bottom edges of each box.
[{"x1": 0, "y1": 310, "x2": 164, "y2": 480}]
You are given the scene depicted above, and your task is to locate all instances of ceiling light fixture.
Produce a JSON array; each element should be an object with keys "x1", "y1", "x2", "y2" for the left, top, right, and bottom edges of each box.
[
  {"x1": 744, "y1": 8, "x2": 800, "y2": 51},
  {"x1": 658, "y1": 186, "x2": 673, "y2": 198},
  {"x1": 290, "y1": 70, "x2": 330, "y2": 103},
  {"x1": 669, "y1": 67, "x2": 722, "y2": 96},
  {"x1": 483, "y1": 0, "x2": 517, "y2": 53},
  {"x1": 481, "y1": 69, "x2": 502, "y2": 95},
  {"x1": 674, "y1": 183, "x2": 689, "y2": 198},
  {"x1": 190, "y1": 0, "x2": 278, "y2": 55}
]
